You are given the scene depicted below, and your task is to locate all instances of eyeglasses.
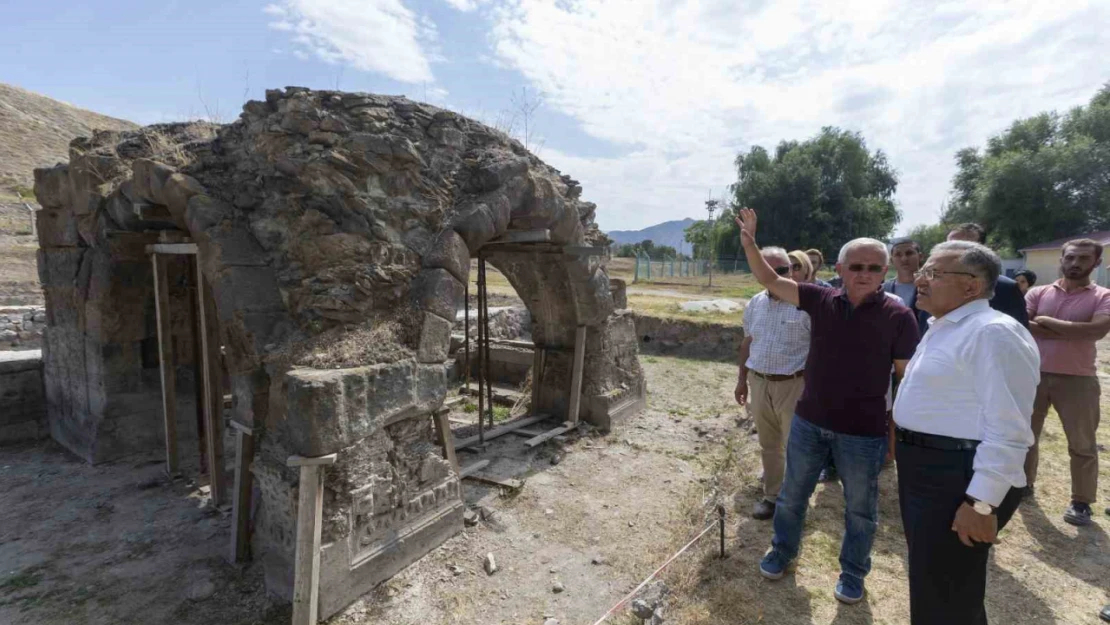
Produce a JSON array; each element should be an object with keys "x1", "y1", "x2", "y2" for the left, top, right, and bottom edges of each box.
[
  {"x1": 773, "y1": 266, "x2": 790, "y2": 276},
  {"x1": 790, "y1": 263, "x2": 803, "y2": 271},
  {"x1": 847, "y1": 264, "x2": 885, "y2": 274},
  {"x1": 914, "y1": 268, "x2": 979, "y2": 281}
]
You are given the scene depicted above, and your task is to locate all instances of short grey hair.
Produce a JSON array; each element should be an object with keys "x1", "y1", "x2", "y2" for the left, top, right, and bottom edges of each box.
[
  {"x1": 838, "y1": 238, "x2": 890, "y2": 265},
  {"x1": 761, "y1": 246, "x2": 789, "y2": 263},
  {"x1": 931, "y1": 241, "x2": 1000, "y2": 299}
]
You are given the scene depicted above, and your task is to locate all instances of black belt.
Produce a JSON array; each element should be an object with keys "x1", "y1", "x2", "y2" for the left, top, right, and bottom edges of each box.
[
  {"x1": 895, "y1": 426, "x2": 979, "y2": 452},
  {"x1": 750, "y1": 369, "x2": 804, "y2": 382}
]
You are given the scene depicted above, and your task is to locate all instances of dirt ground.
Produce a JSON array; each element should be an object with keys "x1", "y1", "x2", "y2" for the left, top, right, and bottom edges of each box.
[{"x1": 4, "y1": 349, "x2": 1109, "y2": 625}]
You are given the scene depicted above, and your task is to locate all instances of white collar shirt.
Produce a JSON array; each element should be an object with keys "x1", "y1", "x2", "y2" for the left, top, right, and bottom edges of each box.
[
  {"x1": 893, "y1": 299, "x2": 1041, "y2": 506},
  {"x1": 743, "y1": 290, "x2": 811, "y2": 376}
]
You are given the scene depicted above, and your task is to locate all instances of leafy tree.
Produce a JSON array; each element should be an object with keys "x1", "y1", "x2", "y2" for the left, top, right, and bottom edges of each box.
[
  {"x1": 708, "y1": 127, "x2": 900, "y2": 263},
  {"x1": 939, "y1": 83, "x2": 1110, "y2": 251}
]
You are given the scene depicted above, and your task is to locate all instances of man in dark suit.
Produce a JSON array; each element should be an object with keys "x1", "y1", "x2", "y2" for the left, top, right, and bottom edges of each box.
[
  {"x1": 947, "y1": 224, "x2": 1029, "y2": 328},
  {"x1": 883, "y1": 238, "x2": 931, "y2": 337}
]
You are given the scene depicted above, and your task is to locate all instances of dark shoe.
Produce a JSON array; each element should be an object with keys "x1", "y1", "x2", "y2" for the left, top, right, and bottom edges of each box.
[
  {"x1": 752, "y1": 499, "x2": 775, "y2": 520},
  {"x1": 834, "y1": 574, "x2": 865, "y2": 605},
  {"x1": 1100, "y1": 604, "x2": 1110, "y2": 622},
  {"x1": 759, "y1": 550, "x2": 791, "y2": 580},
  {"x1": 1064, "y1": 501, "x2": 1093, "y2": 526},
  {"x1": 818, "y1": 467, "x2": 838, "y2": 483}
]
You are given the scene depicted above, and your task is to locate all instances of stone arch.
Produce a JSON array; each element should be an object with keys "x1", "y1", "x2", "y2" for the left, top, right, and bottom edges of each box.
[{"x1": 34, "y1": 88, "x2": 645, "y2": 619}]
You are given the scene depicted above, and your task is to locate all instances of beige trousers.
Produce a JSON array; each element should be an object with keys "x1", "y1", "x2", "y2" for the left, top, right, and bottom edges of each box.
[
  {"x1": 1024, "y1": 373, "x2": 1101, "y2": 503},
  {"x1": 749, "y1": 374, "x2": 806, "y2": 501}
]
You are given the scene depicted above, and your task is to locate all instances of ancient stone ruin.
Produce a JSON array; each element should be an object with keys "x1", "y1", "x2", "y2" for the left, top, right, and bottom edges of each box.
[{"x1": 32, "y1": 87, "x2": 645, "y2": 619}]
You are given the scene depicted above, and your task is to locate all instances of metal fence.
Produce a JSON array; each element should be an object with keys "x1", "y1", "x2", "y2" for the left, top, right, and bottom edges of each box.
[{"x1": 632, "y1": 253, "x2": 755, "y2": 282}]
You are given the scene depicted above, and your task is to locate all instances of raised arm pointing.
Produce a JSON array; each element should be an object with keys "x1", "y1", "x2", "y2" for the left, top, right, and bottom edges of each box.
[{"x1": 736, "y1": 207, "x2": 801, "y2": 306}]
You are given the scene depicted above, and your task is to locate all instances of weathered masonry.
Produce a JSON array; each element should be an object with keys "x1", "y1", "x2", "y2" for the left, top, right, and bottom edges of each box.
[{"x1": 31, "y1": 87, "x2": 645, "y2": 620}]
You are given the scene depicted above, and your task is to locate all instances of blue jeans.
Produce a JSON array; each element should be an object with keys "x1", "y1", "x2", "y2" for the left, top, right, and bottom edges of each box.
[{"x1": 771, "y1": 415, "x2": 887, "y2": 581}]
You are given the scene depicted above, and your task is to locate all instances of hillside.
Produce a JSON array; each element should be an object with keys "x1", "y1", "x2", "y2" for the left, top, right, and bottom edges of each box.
[
  {"x1": 0, "y1": 82, "x2": 138, "y2": 197},
  {"x1": 607, "y1": 217, "x2": 697, "y2": 251}
]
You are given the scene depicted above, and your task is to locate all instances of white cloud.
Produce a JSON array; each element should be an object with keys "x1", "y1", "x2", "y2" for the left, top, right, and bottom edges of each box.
[
  {"x1": 479, "y1": 0, "x2": 1110, "y2": 233},
  {"x1": 442, "y1": 0, "x2": 485, "y2": 11},
  {"x1": 264, "y1": 0, "x2": 436, "y2": 84}
]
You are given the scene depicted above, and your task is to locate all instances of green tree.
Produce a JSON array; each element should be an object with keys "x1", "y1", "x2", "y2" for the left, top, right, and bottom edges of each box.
[
  {"x1": 716, "y1": 127, "x2": 900, "y2": 261},
  {"x1": 940, "y1": 83, "x2": 1110, "y2": 251}
]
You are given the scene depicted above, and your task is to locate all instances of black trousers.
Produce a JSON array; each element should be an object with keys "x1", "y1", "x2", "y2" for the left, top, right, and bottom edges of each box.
[{"x1": 896, "y1": 440, "x2": 1023, "y2": 625}]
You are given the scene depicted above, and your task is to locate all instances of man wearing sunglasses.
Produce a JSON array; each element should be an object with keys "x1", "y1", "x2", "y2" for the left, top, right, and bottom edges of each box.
[
  {"x1": 893, "y1": 241, "x2": 1038, "y2": 625},
  {"x1": 946, "y1": 223, "x2": 1028, "y2": 328},
  {"x1": 736, "y1": 208, "x2": 919, "y2": 605},
  {"x1": 736, "y1": 247, "x2": 811, "y2": 521}
]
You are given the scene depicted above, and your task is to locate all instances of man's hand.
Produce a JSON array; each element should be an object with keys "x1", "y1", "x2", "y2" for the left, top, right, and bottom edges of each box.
[
  {"x1": 952, "y1": 502, "x2": 999, "y2": 547},
  {"x1": 735, "y1": 207, "x2": 758, "y2": 246},
  {"x1": 735, "y1": 378, "x2": 748, "y2": 406}
]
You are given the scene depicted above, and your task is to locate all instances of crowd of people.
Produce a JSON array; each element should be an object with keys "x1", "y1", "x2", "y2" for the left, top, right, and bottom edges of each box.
[{"x1": 732, "y1": 208, "x2": 1110, "y2": 624}]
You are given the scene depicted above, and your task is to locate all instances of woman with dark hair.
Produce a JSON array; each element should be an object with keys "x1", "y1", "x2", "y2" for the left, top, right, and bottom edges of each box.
[{"x1": 1014, "y1": 269, "x2": 1037, "y2": 295}]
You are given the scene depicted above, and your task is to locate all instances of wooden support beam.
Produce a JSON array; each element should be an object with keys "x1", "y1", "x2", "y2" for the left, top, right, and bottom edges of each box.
[
  {"x1": 146, "y1": 243, "x2": 198, "y2": 254},
  {"x1": 531, "y1": 345, "x2": 544, "y2": 416},
  {"x1": 287, "y1": 454, "x2": 335, "y2": 625},
  {"x1": 196, "y1": 263, "x2": 228, "y2": 507},
  {"x1": 524, "y1": 422, "x2": 576, "y2": 448},
  {"x1": 567, "y1": 325, "x2": 587, "y2": 426},
  {"x1": 483, "y1": 229, "x2": 550, "y2": 245},
  {"x1": 455, "y1": 413, "x2": 554, "y2": 450},
  {"x1": 433, "y1": 410, "x2": 460, "y2": 476},
  {"x1": 459, "y1": 459, "x2": 491, "y2": 478},
  {"x1": 152, "y1": 253, "x2": 179, "y2": 475},
  {"x1": 228, "y1": 427, "x2": 255, "y2": 564}
]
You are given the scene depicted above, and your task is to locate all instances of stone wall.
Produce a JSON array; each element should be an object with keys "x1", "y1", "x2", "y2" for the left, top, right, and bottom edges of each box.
[
  {"x1": 33, "y1": 87, "x2": 645, "y2": 619},
  {"x1": 0, "y1": 350, "x2": 47, "y2": 443},
  {"x1": 0, "y1": 306, "x2": 46, "y2": 349},
  {"x1": 633, "y1": 313, "x2": 746, "y2": 361}
]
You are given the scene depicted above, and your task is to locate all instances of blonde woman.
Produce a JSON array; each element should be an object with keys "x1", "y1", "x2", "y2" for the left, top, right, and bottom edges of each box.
[{"x1": 788, "y1": 250, "x2": 814, "y2": 285}]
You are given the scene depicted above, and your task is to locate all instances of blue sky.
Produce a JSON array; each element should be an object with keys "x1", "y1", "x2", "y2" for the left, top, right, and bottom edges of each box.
[{"x1": 2, "y1": 1, "x2": 1109, "y2": 235}]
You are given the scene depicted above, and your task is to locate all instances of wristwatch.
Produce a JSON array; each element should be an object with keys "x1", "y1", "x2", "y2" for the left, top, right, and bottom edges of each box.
[{"x1": 965, "y1": 495, "x2": 996, "y2": 515}]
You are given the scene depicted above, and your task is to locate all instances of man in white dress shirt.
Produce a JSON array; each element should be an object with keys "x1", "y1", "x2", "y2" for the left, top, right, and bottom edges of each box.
[{"x1": 893, "y1": 241, "x2": 1039, "y2": 625}]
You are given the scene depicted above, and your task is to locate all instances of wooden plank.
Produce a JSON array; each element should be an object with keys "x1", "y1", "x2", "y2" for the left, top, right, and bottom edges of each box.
[
  {"x1": 483, "y1": 229, "x2": 550, "y2": 245},
  {"x1": 567, "y1": 325, "x2": 587, "y2": 426},
  {"x1": 524, "y1": 422, "x2": 576, "y2": 448},
  {"x1": 433, "y1": 410, "x2": 460, "y2": 475},
  {"x1": 152, "y1": 253, "x2": 179, "y2": 475},
  {"x1": 228, "y1": 419, "x2": 254, "y2": 435},
  {"x1": 459, "y1": 459, "x2": 491, "y2": 478},
  {"x1": 291, "y1": 464, "x2": 325, "y2": 625},
  {"x1": 454, "y1": 413, "x2": 554, "y2": 450},
  {"x1": 492, "y1": 338, "x2": 537, "y2": 349},
  {"x1": 287, "y1": 454, "x2": 339, "y2": 467},
  {"x1": 146, "y1": 243, "x2": 198, "y2": 254},
  {"x1": 190, "y1": 265, "x2": 208, "y2": 474},
  {"x1": 197, "y1": 265, "x2": 228, "y2": 507},
  {"x1": 508, "y1": 428, "x2": 567, "y2": 444},
  {"x1": 464, "y1": 473, "x2": 524, "y2": 490},
  {"x1": 228, "y1": 428, "x2": 255, "y2": 564},
  {"x1": 531, "y1": 345, "x2": 544, "y2": 415}
]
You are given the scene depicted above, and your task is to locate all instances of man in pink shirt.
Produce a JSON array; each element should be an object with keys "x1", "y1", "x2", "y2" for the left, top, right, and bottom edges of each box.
[{"x1": 1025, "y1": 238, "x2": 1110, "y2": 526}]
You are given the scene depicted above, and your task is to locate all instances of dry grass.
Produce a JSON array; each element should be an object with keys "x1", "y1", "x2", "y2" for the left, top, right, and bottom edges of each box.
[
  {"x1": 0, "y1": 233, "x2": 42, "y2": 306},
  {"x1": 0, "y1": 82, "x2": 137, "y2": 196},
  {"x1": 641, "y1": 358, "x2": 1110, "y2": 624}
]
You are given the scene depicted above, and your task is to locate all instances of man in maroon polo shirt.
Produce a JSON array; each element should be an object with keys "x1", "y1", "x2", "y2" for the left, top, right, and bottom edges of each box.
[{"x1": 735, "y1": 208, "x2": 919, "y2": 605}]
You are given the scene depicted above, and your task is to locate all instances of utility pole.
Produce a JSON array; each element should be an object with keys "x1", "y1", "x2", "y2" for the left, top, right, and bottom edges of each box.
[{"x1": 705, "y1": 196, "x2": 720, "y2": 288}]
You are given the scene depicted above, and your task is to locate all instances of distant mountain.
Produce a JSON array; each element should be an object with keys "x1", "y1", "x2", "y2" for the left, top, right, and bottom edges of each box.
[
  {"x1": 0, "y1": 83, "x2": 138, "y2": 197},
  {"x1": 606, "y1": 218, "x2": 697, "y2": 251}
]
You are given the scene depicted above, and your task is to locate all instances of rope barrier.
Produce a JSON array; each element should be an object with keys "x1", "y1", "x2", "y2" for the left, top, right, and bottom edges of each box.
[{"x1": 589, "y1": 513, "x2": 723, "y2": 625}]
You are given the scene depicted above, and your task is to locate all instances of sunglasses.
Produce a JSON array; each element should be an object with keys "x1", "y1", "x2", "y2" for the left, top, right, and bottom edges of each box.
[
  {"x1": 773, "y1": 266, "x2": 790, "y2": 276},
  {"x1": 847, "y1": 264, "x2": 885, "y2": 274}
]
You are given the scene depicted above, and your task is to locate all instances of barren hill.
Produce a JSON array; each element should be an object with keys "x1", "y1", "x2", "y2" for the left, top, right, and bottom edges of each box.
[{"x1": 0, "y1": 82, "x2": 137, "y2": 197}]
